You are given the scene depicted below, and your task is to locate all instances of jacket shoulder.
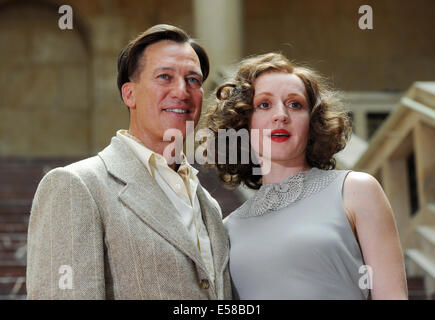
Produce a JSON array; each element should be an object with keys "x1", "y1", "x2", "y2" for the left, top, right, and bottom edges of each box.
[{"x1": 35, "y1": 156, "x2": 108, "y2": 201}]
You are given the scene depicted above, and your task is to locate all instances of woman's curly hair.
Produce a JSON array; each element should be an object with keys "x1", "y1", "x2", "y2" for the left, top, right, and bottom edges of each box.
[{"x1": 203, "y1": 52, "x2": 352, "y2": 189}]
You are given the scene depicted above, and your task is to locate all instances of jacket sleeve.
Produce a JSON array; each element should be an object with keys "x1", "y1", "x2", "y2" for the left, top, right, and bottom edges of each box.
[{"x1": 26, "y1": 167, "x2": 105, "y2": 299}]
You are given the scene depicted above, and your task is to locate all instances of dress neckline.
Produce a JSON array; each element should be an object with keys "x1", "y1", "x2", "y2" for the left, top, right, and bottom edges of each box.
[{"x1": 235, "y1": 168, "x2": 341, "y2": 218}]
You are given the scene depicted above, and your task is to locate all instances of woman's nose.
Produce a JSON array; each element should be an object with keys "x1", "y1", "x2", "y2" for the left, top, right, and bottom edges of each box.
[{"x1": 272, "y1": 105, "x2": 289, "y2": 123}]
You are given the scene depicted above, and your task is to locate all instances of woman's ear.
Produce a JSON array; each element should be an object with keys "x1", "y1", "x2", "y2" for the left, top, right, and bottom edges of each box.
[{"x1": 121, "y1": 82, "x2": 136, "y2": 109}]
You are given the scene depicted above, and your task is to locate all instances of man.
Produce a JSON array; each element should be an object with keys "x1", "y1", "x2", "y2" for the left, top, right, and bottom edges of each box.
[{"x1": 26, "y1": 24, "x2": 232, "y2": 299}]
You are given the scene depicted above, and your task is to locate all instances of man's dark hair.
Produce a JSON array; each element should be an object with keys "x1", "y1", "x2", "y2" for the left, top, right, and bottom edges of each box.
[{"x1": 117, "y1": 24, "x2": 209, "y2": 101}]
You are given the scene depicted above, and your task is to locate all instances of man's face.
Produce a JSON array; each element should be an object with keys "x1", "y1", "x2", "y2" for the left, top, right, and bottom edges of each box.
[{"x1": 125, "y1": 40, "x2": 203, "y2": 152}]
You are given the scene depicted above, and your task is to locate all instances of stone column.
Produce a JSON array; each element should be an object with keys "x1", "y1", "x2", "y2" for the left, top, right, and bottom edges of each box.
[{"x1": 193, "y1": 0, "x2": 243, "y2": 94}]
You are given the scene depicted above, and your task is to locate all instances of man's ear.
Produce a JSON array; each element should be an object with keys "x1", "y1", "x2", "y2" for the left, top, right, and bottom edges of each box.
[{"x1": 121, "y1": 82, "x2": 136, "y2": 109}]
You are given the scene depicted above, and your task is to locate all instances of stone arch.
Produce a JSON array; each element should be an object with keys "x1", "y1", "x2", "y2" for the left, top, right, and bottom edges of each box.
[{"x1": 0, "y1": 0, "x2": 91, "y2": 156}]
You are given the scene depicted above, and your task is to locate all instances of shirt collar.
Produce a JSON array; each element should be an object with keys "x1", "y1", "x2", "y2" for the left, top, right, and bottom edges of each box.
[{"x1": 117, "y1": 129, "x2": 198, "y2": 179}]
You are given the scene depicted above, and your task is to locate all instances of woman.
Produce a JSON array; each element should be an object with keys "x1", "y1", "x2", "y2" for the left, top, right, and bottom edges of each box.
[{"x1": 204, "y1": 53, "x2": 408, "y2": 299}]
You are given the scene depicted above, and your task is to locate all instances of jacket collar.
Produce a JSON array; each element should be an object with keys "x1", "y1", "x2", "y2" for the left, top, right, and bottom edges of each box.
[{"x1": 98, "y1": 136, "x2": 228, "y2": 282}]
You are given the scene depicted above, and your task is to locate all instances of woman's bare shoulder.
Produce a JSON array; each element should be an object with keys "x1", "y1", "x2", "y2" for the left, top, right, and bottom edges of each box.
[{"x1": 343, "y1": 171, "x2": 389, "y2": 219}]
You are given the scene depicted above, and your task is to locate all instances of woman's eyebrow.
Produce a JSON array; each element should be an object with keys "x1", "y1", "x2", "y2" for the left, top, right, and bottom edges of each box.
[
  {"x1": 285, "y1": 93, "x2": 307, "y2": 101},
  {"x1": 254, "y1": 91, "x2": 273, "y2": 97}
]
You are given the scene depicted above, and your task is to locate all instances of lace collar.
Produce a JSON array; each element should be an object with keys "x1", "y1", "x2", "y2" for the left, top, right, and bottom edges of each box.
[{"x1": 235, "y1": 168, "x2": 340, "y2": 218}]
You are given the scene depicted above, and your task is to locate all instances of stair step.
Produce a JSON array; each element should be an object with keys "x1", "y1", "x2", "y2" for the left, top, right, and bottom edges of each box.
[
  {"x1": 418, "y1": 226, "x2": 435, "y2": 244},
  {"x1": 0, "y1": 295, "x2": 26, "y2": 300},
  {"x1": 0, "y1": 233, "x2": 27, "y2": 243},
  {"x1": 0, "y1": 213, "x2": 30, "y2": 223},
  {"x1": 0, "y1": 266, "x2": 26, "y2": 277},
  {"x1": 407, "y1": 276, "x2": 425, "y2": 290},
  {"x1": 0, "y1": 202, "x2": 32, "y2": 216},
  {"x1": 0, "y1": 222, "x2": 28, "y2": 233},
  {"x1": 406, "y1": 276, "x2": 427, "y2": 299},
  {"x1": 406, "y1": 249, "x2": 435, "y2": 279},
  {"x1": 0, "y1": 277, "x2": 26, "y2": 295},
  {"x1": 417, "y1": 225, "x2": 435, "y2": 256},
  {"x1": 0, "y1": 252, "x2": 26, "y2": 265},
  {"x1": 0, "y1": 157, "x2": 79, "y2": 201},
  {"x1": 0, "y1": 173, "x2": 42, "y2": 200}
]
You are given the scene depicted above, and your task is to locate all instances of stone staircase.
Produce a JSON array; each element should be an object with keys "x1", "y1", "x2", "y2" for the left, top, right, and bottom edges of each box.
[
  {"x1": 350, "y1": 83, "x2": 435, "y2": 300},
  {"x1": 0, "y1": 158, "x2": 80, "y2": 300},
  {"x1": 0, "y1": 202, "x2": 28, "y2": 299}
]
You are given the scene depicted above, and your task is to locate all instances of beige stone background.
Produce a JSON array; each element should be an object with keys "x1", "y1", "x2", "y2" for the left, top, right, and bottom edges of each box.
[{"x1": 0, "y1": 0, "x2": 434, "y2": 157}]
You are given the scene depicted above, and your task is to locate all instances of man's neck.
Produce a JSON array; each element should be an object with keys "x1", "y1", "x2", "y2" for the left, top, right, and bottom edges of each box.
[{"x1": 127, "y1": 129, "x2": 182, "y2": 171}]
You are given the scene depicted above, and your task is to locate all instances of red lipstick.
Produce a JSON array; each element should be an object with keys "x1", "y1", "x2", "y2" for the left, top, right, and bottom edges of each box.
[{"x1": 270, "y1": 129, "x2": 291, "y2": 142}]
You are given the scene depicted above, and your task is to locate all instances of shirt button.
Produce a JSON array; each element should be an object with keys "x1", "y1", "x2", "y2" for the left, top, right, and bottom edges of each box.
[{"x1": 199, "y1": 279, "x2": 210, "y2": 289}]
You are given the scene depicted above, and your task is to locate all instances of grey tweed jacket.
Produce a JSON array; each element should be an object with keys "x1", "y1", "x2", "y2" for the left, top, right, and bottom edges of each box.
[{"x1": 26, "y1": 136, "x2": 232, "y2": 299}]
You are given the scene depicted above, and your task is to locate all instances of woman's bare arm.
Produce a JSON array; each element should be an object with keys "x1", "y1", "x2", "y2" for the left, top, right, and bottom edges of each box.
[{"x1": 343, "y1": 171, "x2": 408, "y2": 299}]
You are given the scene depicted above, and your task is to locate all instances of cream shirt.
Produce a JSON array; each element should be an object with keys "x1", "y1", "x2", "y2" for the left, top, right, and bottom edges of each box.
[{"x1": 117, "y1": 130, "x2": 217, "y2": 284}]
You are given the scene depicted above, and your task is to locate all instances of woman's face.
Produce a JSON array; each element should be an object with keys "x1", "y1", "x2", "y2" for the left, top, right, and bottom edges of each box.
[{"x1": 249, "y1": 72, "x2": 311, "y2": 166}]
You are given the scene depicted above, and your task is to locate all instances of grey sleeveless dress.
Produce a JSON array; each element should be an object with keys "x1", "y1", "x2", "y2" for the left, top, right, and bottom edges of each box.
[{"x1": 224, "y1": 168, "x2": 369, "y2": 300}]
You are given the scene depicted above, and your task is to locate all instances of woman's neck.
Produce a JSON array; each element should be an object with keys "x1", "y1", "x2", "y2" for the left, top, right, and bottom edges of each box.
[{"x1": 261, "y1": 159, "x2": 311, "y2": 185}]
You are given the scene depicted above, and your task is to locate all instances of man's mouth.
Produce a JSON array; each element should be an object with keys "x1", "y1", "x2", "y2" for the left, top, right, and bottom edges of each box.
[{"x1": 163, "y1": 108, "x2": 190, "y2": 114}]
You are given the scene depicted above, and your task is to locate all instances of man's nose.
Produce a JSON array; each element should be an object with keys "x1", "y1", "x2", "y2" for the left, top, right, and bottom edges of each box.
[
  {"x1": 171, "y1": 77, "x2": 189, "y2": 100},
  {"x1": 272, "y1": 104, "x2": 289, "y2": 123}
]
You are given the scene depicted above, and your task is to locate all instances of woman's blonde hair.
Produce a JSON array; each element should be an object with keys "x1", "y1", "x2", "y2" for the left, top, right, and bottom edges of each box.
[{"x1": 203, "y1": 52, "x2": 352, "y2": 189}]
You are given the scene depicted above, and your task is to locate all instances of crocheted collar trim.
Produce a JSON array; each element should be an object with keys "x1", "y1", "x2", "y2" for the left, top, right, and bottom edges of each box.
[{"x1": 235, "y1": 168, "x2": 340, "y2": 218}]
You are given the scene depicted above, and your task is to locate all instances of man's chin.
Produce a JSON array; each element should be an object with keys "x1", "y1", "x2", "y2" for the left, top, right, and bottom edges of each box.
[{"x1": 164, "y1": 118, "x2": 197, "y2": 133}]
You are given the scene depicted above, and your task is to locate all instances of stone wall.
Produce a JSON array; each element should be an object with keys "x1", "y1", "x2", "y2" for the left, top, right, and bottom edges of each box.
[
  {"x1": 0, "y1": 0, "x2": 434, "y2": 157},
  {"x1": 0, "y1": 2, "x2": 89, "y2": 156},
  {"x1": 0, "y1": 0, "x2": 194, "y2": 156},
  {"x1": 244, "y1": 0, "x2": 435, "y2": 91}
]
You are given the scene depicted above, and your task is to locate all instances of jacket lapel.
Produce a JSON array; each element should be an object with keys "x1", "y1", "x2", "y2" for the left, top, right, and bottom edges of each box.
[
  {"x1": 196, "y1": 186, "x2": 229, "y2": 277},
  {"x1": 98, "y1": 137, "x2": 206, "y2": 271}
]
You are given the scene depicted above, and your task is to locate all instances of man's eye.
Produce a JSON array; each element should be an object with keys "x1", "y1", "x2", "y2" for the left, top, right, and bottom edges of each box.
[
  {"x1": 187, "y1": 77, "x2": 202, "y2": 87},
  {"x1": 187, "y1": 77, "x2": 199, "y2": 83},
  {"x1": 158, "y1": 74, "x2": 170, "y2": 80}
]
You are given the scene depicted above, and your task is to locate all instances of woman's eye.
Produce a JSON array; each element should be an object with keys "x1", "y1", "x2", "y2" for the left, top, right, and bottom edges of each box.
[
  {"x1": 257, "y1": 102, "x2": 270, "y2": 109},
  {"x1": 288, "y1": 102, "x2": 302, "y2": 109}
]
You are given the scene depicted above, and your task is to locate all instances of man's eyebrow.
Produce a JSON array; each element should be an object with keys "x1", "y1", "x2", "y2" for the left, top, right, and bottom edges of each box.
[
  {"x1": 186, "y1": 70, "x2": 203, "y2": 79},
  {"x1": 153, "y1": 67, "x2": 175, "y2": 73},
  {"x1": 153, "y1": 67, "x2": 203, "y2": 79}
]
